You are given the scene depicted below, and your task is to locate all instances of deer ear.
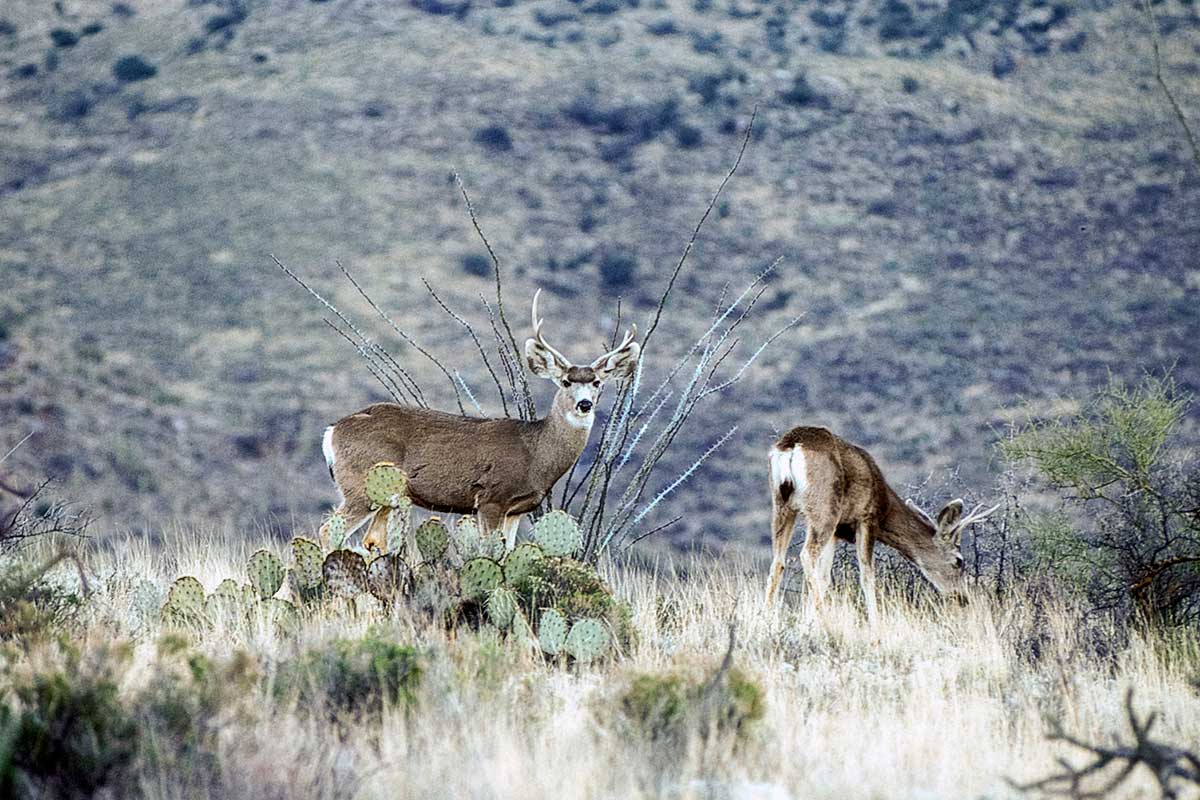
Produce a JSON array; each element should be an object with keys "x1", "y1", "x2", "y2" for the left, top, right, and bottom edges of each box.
[
  {"x1": 936, "y1": 499, "x2": 964, "y2": 535},
  {"x1": 591, "y1": 341, "x2": 640, "y2": 381},
  {"x1": 525, "y1": 338, "x2": 566, "y2": 381}
]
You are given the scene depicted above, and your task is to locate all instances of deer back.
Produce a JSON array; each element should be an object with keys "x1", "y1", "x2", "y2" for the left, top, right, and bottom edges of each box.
[{"x1": 328, "y1": 403, "x2": 551, "y2": 515}]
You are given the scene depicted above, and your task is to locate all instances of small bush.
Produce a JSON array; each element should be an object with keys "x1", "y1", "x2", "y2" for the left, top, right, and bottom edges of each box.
[
  {"x1": 674, "y1": 123, "x2": 703, "y2": 149},
  {"x1": 277, "y1": 635, "x2": 422, "y2": 720},
  {"x1": 1002, "y1": 374, "x2": 1200, "y2": 625},
  {"x1": 49, "y1": 29, "x2": 79, "y2": 48},
  {"x1": 511, "y1": 557, "x2": 635, "y2": 649},
  {"x1": 112, "y1": 55, "x2": 157, "y2": 82},
  {"x1": 461, "y1": 253, "x2": 493, "y2": 277},
  {"x1": 619, "y1": 667, "x2": 765, "y2": 751},
  {"x1": 473, "y1": 124, "x2": 513, "y2": 152},
  {"x1": 4, "y1": 646, "x2": 138, "y2": 799},
  {"x1": 597, "y1": 249, "x2": 637, "y2": 290}
]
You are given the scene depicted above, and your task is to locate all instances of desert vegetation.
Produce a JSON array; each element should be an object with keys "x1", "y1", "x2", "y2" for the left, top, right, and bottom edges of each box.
[
  {"x1": 3, "y1": 372, "x2": 1200, "y2": 798},
  {"x1": 2, "y1": 0, "x2": 1199, "y2": 797}
]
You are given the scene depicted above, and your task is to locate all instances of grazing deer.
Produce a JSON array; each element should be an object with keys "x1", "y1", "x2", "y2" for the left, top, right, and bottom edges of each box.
[
  {"x1": 765, "y1": 426, "x2": 997, "y2": 624},
  {"x1": 319, "y1": 290, "x2": 640, "y2": 552}
]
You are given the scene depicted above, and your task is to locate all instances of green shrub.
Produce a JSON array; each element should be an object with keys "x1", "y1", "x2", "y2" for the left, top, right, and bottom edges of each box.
[
  {"x1": 277, "y1": 635, "x2": 422, "y2": 720},
  {"x1": 112, "y1": 55, "x2": 157, "y2": 82},
  {"x1": 137, "y1": 641, "x2": 259, "y2": 790},
  {"x1": 3, "y1": 646, "x2": 138, "y2": 799},
  {"x1": 512, "y1": 556, "x2": 634, "y2": 649},
  {"x1": 1002, "y1": 374, "x2": 1200, "y2": 625},
  {"x1": 619, "y1": 667, "x2": 765, "y2": 751}
]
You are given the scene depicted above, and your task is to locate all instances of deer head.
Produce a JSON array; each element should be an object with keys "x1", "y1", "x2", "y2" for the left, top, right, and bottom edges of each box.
[
  {"x1": 524, "y1": 289, "x2": 640, "y2": 429},
  {"x1": 905, "y1": 498, "x2": 999, "y2": 595}
]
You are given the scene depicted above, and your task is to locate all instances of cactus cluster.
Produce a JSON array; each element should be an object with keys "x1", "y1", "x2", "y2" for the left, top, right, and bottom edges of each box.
[
  {"x1": 161, "y1": 549, "x2": 298, "y2": 631},
  {"x1": 159, "y1": 457, "x2": 618, "y2": 663}
]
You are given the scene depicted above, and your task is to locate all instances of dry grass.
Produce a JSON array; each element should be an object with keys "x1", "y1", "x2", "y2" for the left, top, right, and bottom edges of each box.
[{"x1": 7, "y1": 526, "x2": 1200, "y2": 799}]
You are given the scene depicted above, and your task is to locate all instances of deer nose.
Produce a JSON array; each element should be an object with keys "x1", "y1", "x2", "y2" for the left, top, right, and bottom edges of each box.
[{"x1": 576, "y1": 399, "x2": 593, "y2": 414}]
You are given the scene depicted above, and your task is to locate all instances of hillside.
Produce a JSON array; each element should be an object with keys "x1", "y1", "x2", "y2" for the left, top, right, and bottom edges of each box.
[{"x1": 1, "y1": 0, "x2": 1198, "y2": 548}]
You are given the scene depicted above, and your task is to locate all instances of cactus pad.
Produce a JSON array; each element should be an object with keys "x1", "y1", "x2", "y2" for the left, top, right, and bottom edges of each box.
[
  {"x1": 415, "y1": 518, "x2": 450, "y2": 563},
  {"x1": 290, "y1": 537, "x2": 324, "y2": 591},
  {"x1": 538, "y1": 608, "x2": 568, "y2": 656},
  {"x1": 460, "y1": 557, "x2": 503, "y2": 601},
  {"x1": 365, "y1": 462, "x2": 409, "y2": 508},
  {"x1": 486, "y1": 586, "x2": 518, "y2": 629},
  {"x1": 322, "y1": 549, "x2": 368, "y2": 598},
  {"x1": 367, "y1": 553, "x2": 412, "y2": 601},
  {"x1": 324, "y1": 511, "x2": 348, "y2": 550},
  {"x1": 162, "y1": 576, "x2": 207, "y2": 628},
  {"x1": 564, "y1": 618, "x2": 610, "y2": 663},
  {"x1": 385, "y1": 505, "x2": 411, "y2": 554},
  {"x1": 205, "y1": 592, "x2": 243, "y2": 628},
  {"x1": 212, "y1": 578, "x2": 239, "y2": 597},
  {"x1": 481, "y1": 530, "x2": 506, "y2": 561},
  {"x1": 503, "y1": 543, "x2": 544, "y2": 585},
  {"x1": 247, "y1": 550, "x2": 284, "y2": 599},
  {"x1": 454, "y1": 517, "x2": 482, "y2": 559},
  {"x1": 259, "y1": 597, "x2": 299, "y2": 631},
  {"x1": 533, "y1": 510, "x2": 582, "y2": 557}
]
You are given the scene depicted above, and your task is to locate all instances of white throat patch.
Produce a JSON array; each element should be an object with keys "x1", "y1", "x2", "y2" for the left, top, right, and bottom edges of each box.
[{"x1": 566, "y1": 411, "x2": 595, "y2": 430}]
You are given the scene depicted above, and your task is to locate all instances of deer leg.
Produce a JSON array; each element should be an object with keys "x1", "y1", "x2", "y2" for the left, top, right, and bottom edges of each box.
[
  {"x1": 800, "y1": 516, "x2": 837, "y2": 621},
  {"x1": 856, "y1": 521, "x2": 879, "y2": 628},
  {"x1": 318, "y1": 498, "x2": 373, "y2": 550},
  {"x1": 766, "y1": 499, "x2": 799, "y2": 605},
  {"x1": 500, "y1": 515, "x2": 521, "y2": 552},
  {"x1": 362, "y1": 507, "x2": 391, "y2": 554},
  {"x1": 476, "y1": 503, "x2": 506, "y2": 543}
]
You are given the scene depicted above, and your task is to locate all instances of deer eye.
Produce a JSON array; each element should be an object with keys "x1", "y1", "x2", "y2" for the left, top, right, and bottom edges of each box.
[
  {"x1": 561, "y1": 380, "x2": 571, "y2": 388},
  {"x1": 592, "y1": 380, "x2": 600, "y2": 388}
]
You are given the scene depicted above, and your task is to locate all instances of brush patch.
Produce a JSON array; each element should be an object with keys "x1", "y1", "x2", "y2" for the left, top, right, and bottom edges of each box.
[{"x1": 322, "y1": 426, "x2": 337, "y2": 480}]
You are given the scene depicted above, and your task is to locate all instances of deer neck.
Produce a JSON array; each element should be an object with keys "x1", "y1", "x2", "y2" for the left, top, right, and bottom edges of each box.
[
  {"x1": 881, "y1": 492, "x2": 955, "y2": 592},
  {"x1": 529, "y1": 403, "x2": 593, "y2": 489}
]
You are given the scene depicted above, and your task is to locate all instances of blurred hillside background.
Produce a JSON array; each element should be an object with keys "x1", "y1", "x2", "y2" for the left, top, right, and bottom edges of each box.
[{"x1": 1, "y1": 0, "x2": 1197, "y2": 549}]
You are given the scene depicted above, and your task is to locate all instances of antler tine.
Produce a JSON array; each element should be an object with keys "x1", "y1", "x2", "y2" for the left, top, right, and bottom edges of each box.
[
  {"x1": 530, "y1": 288, "x2": 572, "y2": 368},
  {"x1": 958, "y1": 502, "x2": 1001, "y2": 529}
]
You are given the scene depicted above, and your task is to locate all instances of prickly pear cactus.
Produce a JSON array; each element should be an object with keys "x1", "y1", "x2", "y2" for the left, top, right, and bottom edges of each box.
[
  {"x1": 538, "y1": 607, "x2": 568, "y2": 656},
  {"x1": 481, "y1": 530, "x2": 506, "y2": 561},
  {"x1": 415, "y1": 518, "x2": 450, "y2": 563},
  {"x1": 205, "y1": 581, "x2": 244, "y2": 628},
  {"x1": 290, "y1": 537, "x2": 324, "y2": 593},
  {"x1": 322, "y1": 550, "x2": 368, "y2": 598},
  {"x1": 365, "y1": 462, "x2": 409, "y2": 508},
  {"x1": 486, "y1": 586, "x2": 518, "y2": 629},
  {"x1": 503, "y1": 543, "x2": 544, "y2": 585},
  {"x1": 367, "y1": 553, "x2": 411, "y2": 601},
  {"x1": 564, "y1": 617, "x2": 610, "y2": 663},
  {"x1": 162, "y1": 576, "x2": 207, "y2": 628},
  {"x1": 460, "y1": 557, "x2": 503, "y2": 601},
  {"x1": 454, "y1": 517, "x2": 482, "y2": 559},
  {"x1": 259, "y1": 597, "x2": 299, "y2": 631},
  {"x1": 533, "y1": 510, "x2": 582, "y2": 557},
  {"x1": 325, "y1": 511, "x2": 348, "y2": 550},
  {"x1": 386, "y1": 505, "x2": 410, "y2": 554},
  {"x1": 247, "y1": 550, "x2": 284, "y2": 599}
]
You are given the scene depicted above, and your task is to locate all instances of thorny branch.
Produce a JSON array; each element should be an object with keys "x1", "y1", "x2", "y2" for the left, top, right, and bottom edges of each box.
[{"x1": 1011, "y1": 688, "x2": 1200, "y2": 799}]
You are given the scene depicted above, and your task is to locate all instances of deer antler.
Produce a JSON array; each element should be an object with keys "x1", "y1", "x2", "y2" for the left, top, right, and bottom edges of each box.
[
  {"x1": 595, "y1": 322, "x2": 638, "y2": 365},
  {"x1": 956, "y1": 502, "x2": 1000, "y2": 531},
  {"x1": 530, "y1": 288, "x2": 573, "y2": 369}
]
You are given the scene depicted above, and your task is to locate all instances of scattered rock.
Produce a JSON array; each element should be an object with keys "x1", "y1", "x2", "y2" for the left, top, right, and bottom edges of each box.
[{"x1": 49, "y1": 28, "x2": 80, "y2": 48}]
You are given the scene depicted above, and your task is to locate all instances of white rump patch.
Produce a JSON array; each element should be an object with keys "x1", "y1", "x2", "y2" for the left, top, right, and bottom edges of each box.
[
  {"x1": 322, "y1": 426, "x2": 336, "y2": 472},
  {"x1": 769, "y1": 446, "x2": 807, "y2": 505}
]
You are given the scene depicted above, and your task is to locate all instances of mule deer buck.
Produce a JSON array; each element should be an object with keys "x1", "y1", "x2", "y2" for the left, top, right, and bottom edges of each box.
[
  {"x1": 319, "y1": 289, "x2": 640, "y2": 552},
  {"x1": 766, "y1": 426, "x2": 997, "y2": 624}
]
